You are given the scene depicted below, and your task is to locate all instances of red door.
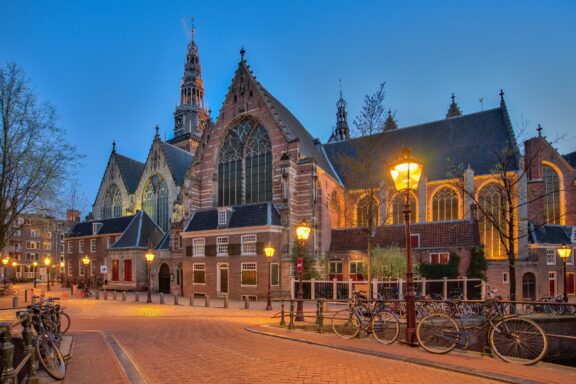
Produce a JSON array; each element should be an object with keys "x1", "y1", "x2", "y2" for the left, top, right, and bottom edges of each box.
[
  {"x1": 568, "y1": 273, "x2": 575, "y2": 295},
  {"x1": 124, "y1": 260, "x2": 132, "y2": 282},
  {"x1": 111, "y1": 260, "x2": 119, "y2": 281},
  {"x1": 549, "y1": 279, "x2": 555, "y2": 296}
]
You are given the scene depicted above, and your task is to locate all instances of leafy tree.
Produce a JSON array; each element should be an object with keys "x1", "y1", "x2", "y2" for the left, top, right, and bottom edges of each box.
[
  {"x1": 371, "y1": 245, "x2": 406, "y2": 280},
  {"x1": 419, "y1": 253, "x2": 459, "y2": 279},
  {"x1": 467, "y1": 246, "x2": 488, "y2": 280},
  {"x1": 0, "y1": 62, "x2": 81, "y2": 252}
]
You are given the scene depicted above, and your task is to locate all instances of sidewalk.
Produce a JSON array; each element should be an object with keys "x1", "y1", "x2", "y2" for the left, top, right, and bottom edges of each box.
[{"x1": 247, "y1": 323, "x2": 576, "y2": 384}]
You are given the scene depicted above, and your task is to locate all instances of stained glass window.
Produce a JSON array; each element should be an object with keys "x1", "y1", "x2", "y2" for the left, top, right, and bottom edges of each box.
[
  {"x1": 432, "y1": 187, "x2": 459, "y2": 221},
  {"x1": 391, "y1": 193, "x2": 417, "y2": 224},
  {"x1": 356, "y1": 196, "x2": 378, "y2": 227},
  {"x1": 478, "y1": 183, "x2": 507, "y2": 260},
  {"x1": 543, "y1": 165, "x2": 560, "y2": 224},
  {"x1": 142, "y1": 174, "x2": 169, "y2": 231},
  {"x1": 101, "y1": 184, "x2": 122, "y2": 219}
]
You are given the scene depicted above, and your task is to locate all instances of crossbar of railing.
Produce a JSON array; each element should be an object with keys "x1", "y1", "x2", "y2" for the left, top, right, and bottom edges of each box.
[{"x1": 0, "y1": 312, "x2": 39, "y2": 384}]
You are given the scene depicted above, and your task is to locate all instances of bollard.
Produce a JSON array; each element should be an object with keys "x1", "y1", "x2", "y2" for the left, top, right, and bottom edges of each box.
[
  {"x1": 204, "y1": 295, "x2": 210, "y2": 307},
  {"x1": 174, "y1": 294, "x2": 178, "y2": 305},
  {"x1": 315, "y1": 299, "x2": 321, "y2": 327},
  {"x1": 113, "y1": 291, "x2": 117, "y2": 301},
  {"x1": 0, "y1": 324, "x2": 16, "y2": 382},
  {"x1": 316, "y1": 299, "x2": 324, "y2": 334},
  {"x1": 95, "y1": 290, "x2": 100, "y2": 300},
  {"x1": 122, "y1": 291, "x2": 126, "y2": 302},
  {"x1": 159, "y1": 293, "x2": 164, "y2": 304},
  {"x1": 244, "y1": 296, "x2": 250, "y2": 310},
  {"x1": 24, "y1": 289, "x2": 29, "y2": 303},
  {"x1": 21, "y1": 314, "x2": 39, "y2": 383},
  {"x1": 12, "y1": 296, "x2": 18, "y2": 309},
  {"x1": 224, "y1": 295, "x2": 229, "y2": 309},
  {"x1": 135, "y1": 292, "x2": 139, "y2": 303},
  {"x1": 288, "y1": 299, "x2": 295, "y2": 330},
  {"x1": 280, "y1": 298, "x2": 286, "y2": 327},
  {"x1": 189, "y1": 296, "x2": 194, "y2": 306},
  {"x1": 104, "y1": 289, "x2": 108, "y2": 300}
]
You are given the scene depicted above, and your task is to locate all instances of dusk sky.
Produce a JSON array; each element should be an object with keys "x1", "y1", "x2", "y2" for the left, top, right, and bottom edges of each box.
[{"x1": 1, "y1": 1, "x2": 575, "y2": 216}]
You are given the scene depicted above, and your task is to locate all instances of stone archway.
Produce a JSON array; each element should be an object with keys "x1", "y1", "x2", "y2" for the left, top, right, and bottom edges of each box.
[{"x1": 158, "y1": 263, "x2": 171, "y2": 294}]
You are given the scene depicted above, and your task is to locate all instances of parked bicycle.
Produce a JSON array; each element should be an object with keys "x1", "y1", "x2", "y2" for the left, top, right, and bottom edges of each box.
[
  {"x1": 0, "y1": 285, "x2": 18, "y2": 296},
  {"x1": 416, "y1": 287, "x2": 548, "y2": 365},
  {"x1": 331, "y1": 291, "x2": 400, "y2": 344}
]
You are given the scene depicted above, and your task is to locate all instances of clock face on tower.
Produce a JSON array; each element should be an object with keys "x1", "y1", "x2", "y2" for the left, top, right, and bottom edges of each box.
[{"x1": 175, "y1": 115, "x2": 183, "y2": 129}]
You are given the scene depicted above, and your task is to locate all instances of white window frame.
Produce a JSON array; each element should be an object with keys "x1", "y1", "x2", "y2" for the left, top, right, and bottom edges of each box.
[
  {"x1": 193, "y1": 238, "x2": 205, "y2": 257},
  {"x1": 329, "y1": 261, "x2": 343, "y2": 275},
  {"x1": 502, "y1": 271, "x2": 509, "y2": 284},
  {"x1": 44, "y1": 242, "x2": 52, "y2": 251},
  {"x1": 30, "y1": 229, "x2": 37, "y2": 238},
  {"x1": 430, "y1": 252, "x2": 449, "y2": 265},
  {"x1": 349, "y1": 260, "x2": 364, "y2": 275},
  {"x1": 546, "y1": 248, "x2": 556, "y2": 265},
  {"x1": 67, "y1": 260, "x2": 72, "y2": 276},
  {"x1": 192, "y1": 263, "x2": 206, "y2": 285},
  {"x1": 271, "y1": 262, "x2": 280, "y2": 287},
  {"x1": 79, "y1": 240, "x2": 85, "y2": 253},
  {"x1": 241, "y1": 262, "x2": 257, "y2": 286},
  {"x1": 218, "y1": 210, "x2": 227, "y2": 225},
  {"x1": 90, "y1": 239, "x2": 97, "y2": 253},
  {"x1": 47, "y1": 232, "x2": 52, "y2": 239},
  {"x1": 216, "y1": 237, "x2": 229, "y2": 256},
  {"x1": 67, "y1": 241, "x2": 73, "y2": 254},
  {"x1": 568, "y1": 248, "x2": 575, "y2": 265},
  {"x1": 79, "y1": 260, "x2": 85, "y2": 276},
  {"x1": 107, "y1": 237, "x2": 113, "y2": 249},
  {"x1": 241, "y1": 234, "x2": 257, "y2": 256}
]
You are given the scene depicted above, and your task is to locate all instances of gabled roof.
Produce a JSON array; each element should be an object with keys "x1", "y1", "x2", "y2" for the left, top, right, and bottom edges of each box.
[
  {"x1": 322, "y1": 106, "x2": 519, "y2": 185},
  {"x1": 329, "y1": 220, "x2": 480, "y2": 252},
  {"x1": 158, "y1": 141, "x2": 193, "y2": 186},
  {"x1": 111, "y1": 210, "x2": 165, "y2": 249},
  {"x1": 115, "y1": 153, "x2": 145, "y2": 194},
  {"x1": 155, "y1": 233, "x2": 170, "y2": 250},
  {"x1": 563, "y1": 151, "x2": 576, "y2": 168},
  {"x1": 185, "y1": 202, "x2": 282, "y2": 232},
  {"x1": 528, "y1": 223, "x2": 573, "y2": 245},
  {"x1": 66, "y1": 215, "x2": 135, "y2": 238}
]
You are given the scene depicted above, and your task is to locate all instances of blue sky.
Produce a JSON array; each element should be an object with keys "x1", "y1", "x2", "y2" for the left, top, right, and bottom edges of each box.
[{"x1": 1, "y1": 1, "x2": 575, "y2": 216}]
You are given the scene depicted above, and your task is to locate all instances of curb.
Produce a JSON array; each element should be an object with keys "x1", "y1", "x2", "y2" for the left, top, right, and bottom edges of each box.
[{"x1": 245, "y1": 325, "x2": 542, "y2": 384}]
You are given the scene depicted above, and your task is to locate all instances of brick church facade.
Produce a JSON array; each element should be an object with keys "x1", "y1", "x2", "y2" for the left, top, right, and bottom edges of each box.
[{"x1": 64, "y1": 23, "x2": 576, "y2": 301}]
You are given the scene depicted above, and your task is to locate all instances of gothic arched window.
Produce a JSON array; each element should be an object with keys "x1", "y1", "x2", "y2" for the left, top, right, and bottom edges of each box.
[
  {"x1": 356, "y1": 196, "x2": 378, "y2": 227},
  {"x1": 478, "y1": 183, "x2": 507, "y2": 260},
  {"x1": 142, "y1": 174, "x2": 169, "y2": 232},
  {"x1": 432, "y1": 187, "x2": 459, "y2": 221},
  {"x1": 101, "y1": 185, "x2": 122, "y2": 219},
  {"x1": 218, "y1": 120, "x2": 272, "y2": 206},
  {"x1": 543, "y1": 165, "x2": 561, "y2": 224},
  {"x1": 391, "y1": 193, "x2": 417, "y2": 225}
]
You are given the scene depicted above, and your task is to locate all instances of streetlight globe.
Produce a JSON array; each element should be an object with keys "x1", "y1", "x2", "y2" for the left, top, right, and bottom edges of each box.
[
  {"x1": 264, "y1": 244, "x2": 275, "y2": 258},
  {"x1": 296, "y1": 220, "x2": 311, "y2": 242},
  {"x1": 11, "y1": 261, "x2": 17, "y2": 267},
  {"x1": 44, "y1": 257, "x2": 51, "y2": 266},
  {"x1": 558, "y1": 244, "x2": 572, "y2": 262},
  {"x1": 389, "y1": 147, "x2": 423, "y2": 192},
  {"x1": 145, "y1": 250, "x2": 155, "y2": 263},
  {"x1": 82, "y1": 255, "x2": 90, "y2": 266},
  {"x1": 60, "y1": 261, "x2": 64, "y2": 268},
  {"x1": 2, "y1": 258, "x2": 9, "y2": 266},
  {"x1": 32, "y1": 261, "x2": 38, "y2": 267}
]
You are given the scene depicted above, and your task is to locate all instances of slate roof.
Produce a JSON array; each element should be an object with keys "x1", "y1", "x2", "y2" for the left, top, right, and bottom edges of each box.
[
  {"x1": 185, "y1": 202, "x2": 282, "y2": 232},
  {"x1": 115, "y1": 153, "x2": 145, "y2": 194},
  {"x1": 111, "y1": 210, "x2": 165, "y2": 249},
  {"x1": 322, "y1": 106, "x2": 519, "y2": 186},
  {"x1": 66, "y1": 215, "x2": 135, "y2": 238},
  {"x1": 159, "y1": 141, "x2": 193, "y2": 186},
  {"x1": 155, "y1": 233, "x2": 170, "y2": 250},
  {"x1": 528, "y1": 223, "x2": 573, "y2": 245},
  {"x1": 563, "y1": 151, "x2": 576, "y2": 168},
  {"x1": 329, "y1": 220, "x2": 480, "y2": 252}
]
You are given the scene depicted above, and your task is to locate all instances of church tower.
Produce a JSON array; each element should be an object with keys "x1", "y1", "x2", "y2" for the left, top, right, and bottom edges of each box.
[
  {"x1": 168, "y1": 18, "x2": 210, "y2": 153},
  {"x1": 328, "y1": 83, "x2": 350, "y2": 142}
]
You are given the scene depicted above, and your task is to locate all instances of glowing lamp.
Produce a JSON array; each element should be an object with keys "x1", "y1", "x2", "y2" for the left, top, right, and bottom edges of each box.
[
  {"x1": 557, "y1": 244, "x2": 572, "y2": 262},
  {"x1": 296, "y1": 220, "x2": 311, "y2": 242},
  {"x1": 145, "y1": 250, "x2": 155, "y2": 263},
  {"x1": 44, "y1": 257, "x2": 51, "y2": 266},
  {"x1": 2, "y1": 258, "x2": 9, "y2": 266},
  {"x1": 389, "y1": 147, "x2": 423, "y2": 192},
  {"x1": 264, "y1": 244, "x2": 275, "y2": 259},
  {"x1": 82, "y1": 255, "x2": 90, "y2": 266},
  {"x1": 32, "y1": 261, "x2": 38, "y2": 267}
]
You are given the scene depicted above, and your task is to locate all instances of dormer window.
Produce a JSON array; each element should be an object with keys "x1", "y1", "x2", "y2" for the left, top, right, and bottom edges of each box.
[
  {"x1": 218, "y1": 209, "x2": 227, "y2": 225},
  {"x1": 92, "y1": 222, "x2": 103, "y2": 236},
  {"x1": 572, "y1": 227, "x2": 576, "y2": 244}
]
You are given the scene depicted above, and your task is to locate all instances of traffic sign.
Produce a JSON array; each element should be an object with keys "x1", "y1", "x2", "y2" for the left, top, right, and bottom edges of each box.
[{"x1": 100, "y1": 265, "x2": 108, "y2": 274}]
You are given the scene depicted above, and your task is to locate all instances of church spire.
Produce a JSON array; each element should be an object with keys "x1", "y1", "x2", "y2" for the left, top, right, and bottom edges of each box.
[
  {"x1": 383, "y1": 109, "x2": 398, "y2": 131},
  {"x1": 446, "y1": 93, "x2": 462, "y2": 118},
  {"x1": 328, "y1": 80, "x2": 350, "y2": 142}
]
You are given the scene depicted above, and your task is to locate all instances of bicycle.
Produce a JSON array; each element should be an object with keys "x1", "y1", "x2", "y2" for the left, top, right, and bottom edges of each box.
[
  {"x1": 331, "y1": 291, "x2": 400, "y2": 344},
  {"x1": 34, "y1": 296, "x2": 72, "y2": 338},
  {"x1": 0, "y1": 285, "x2": 18, "y2": 296},
  {"x1": 416, "y1": 288, "x2": 548, "y2": 365}
]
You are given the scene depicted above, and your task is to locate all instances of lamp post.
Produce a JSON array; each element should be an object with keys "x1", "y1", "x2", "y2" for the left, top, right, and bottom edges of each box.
[
  {"x1": 32, "y1": 261, "x2": 38, "y2": 288},
  {"x1": 60, "y1": 261, "x2": 65, "y2": 286},
  {"x1": 295, "y1": 220, "x2": 311, "y2": 321},
  {"x1": 145, "y1": 250, "x2": 155, "y2": 304},
  {"x1": 1, "y1": 258, "x2": 8, "y2": 287},
  {"x1": 389, "y1": 147, "x2": 423, "y2": 346},
  {"x1": 264, "y1": 244, "x2": 275, "y2": 311},
  {"x1": 82, "y1": 256, "x2": 90, "y2": 298},
  {"x1": 558, "y1": 244, "x2": 572, "y2": 303},
  {"x1": 11, "y1": 261, "x2": 17, "y2": 283},
  {"x1": 44, "y1": 257, "x2": 51, "y2": 291}
]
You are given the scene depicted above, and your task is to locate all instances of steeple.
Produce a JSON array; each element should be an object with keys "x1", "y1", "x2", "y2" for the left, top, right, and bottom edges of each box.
[
  {"x1": 383, "y1": 109, "x2": 398, "y2": 131},
  {"x1": 328, "y1": 80, "x2": 350, "y2": 142},
  {"x1": 446, "y1": 93, "x2": 462, "y2": 118},
  {"x1": 171, "y1": 18, "x2": 210, "y2": 153}
]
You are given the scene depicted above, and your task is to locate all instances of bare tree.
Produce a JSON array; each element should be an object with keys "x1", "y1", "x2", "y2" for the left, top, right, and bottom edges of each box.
[{"x1": 0, "y1": 62, "x2": 81, "y2": 251}]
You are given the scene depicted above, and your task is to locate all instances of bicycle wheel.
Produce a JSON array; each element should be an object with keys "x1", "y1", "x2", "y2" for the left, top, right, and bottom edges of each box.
[
  {"x1": 36, "y1": 334, "x2": 66, "y2": 380},
  {"x1": 59, "y1": 312, "x2": 71, "y2": 334},
  {"x1": 331, "y1": 310, "x2": 361, "y2": 339},
  {"x1": 371, "y1": 311, "x2": 399, "y2": 344},
  {"x1": 489, "y1": 317, "x2": 548, "y2": 365},
  {"x1": 416, "y1": 313, "x2": 459, "y2": 354}
]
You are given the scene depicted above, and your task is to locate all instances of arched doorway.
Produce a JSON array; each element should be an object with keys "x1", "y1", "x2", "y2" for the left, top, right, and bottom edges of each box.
[
  {"x1": 158, "y1": 263, "x2": 171, "y2": 294},
  {"x1": 522, "y1": 272, "x2": 536, "y2": 299}
]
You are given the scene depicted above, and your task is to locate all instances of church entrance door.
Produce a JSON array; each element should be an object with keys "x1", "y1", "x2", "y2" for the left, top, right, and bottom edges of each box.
[
  {"x1": 217, "y1": 263, "x2": 229, "y2": 296},
  {"x1": 158, "y1": 263, "x2": 171, "y2": 294}
]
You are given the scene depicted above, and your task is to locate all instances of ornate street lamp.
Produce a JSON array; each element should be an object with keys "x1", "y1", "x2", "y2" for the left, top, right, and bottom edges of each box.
[
  {"x1": 389, "y1": 147, "x2": 423, "y2": 346},
  {"x1": 32, "y1": 261, "x2": 38, "y2": 288},
  {"x1": 1, "y1": 257, "x2": 9, "y2": 287},
  {"x1": 558, "y1": 244, "x2": 572, "y2": 303},
  {"x1": 295, "y1": 220, "x2": 311, "y2": 321},
  {"x1": 145, "y1": 250, "x2": 155, "y2": 304},
  {"x1": 82, "y1": 255, "x2": 90, "y2": 298},
  {"x1": 60, "y1": 261, "x2": 65, "y2": 286},
  {"x1": 44, "y1": 257, "x2": 51, "y2": 291},
  {"x1": 264, "y1": 244, "x2": 275, "y2": 311}
]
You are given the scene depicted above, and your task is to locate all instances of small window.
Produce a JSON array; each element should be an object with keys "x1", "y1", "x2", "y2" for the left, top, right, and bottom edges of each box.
[
  {"x1": 107, "y1": 237, "x2": 114, "y2": 249},
  {"x1": 31, "y1": 229, "x2": 37, "y2": 238},
  {"x1": 47, "y1": 232, "x2": 52, "y2": 239},
  {"x1": 271, "y1": 263, "x2": 280, "y2": 286},
  {"x1": 241, "y1": 234, "x2": 257, "y2": 255},
  {"x1": 79, "y1": 260, "x2": 85, "y2": 276},
  {"x1": 502, "y1": 272, "x2": 509, "y2": 284},
  {"x1": 92, "y1": 223, "x2": 103, "y2": 235},
  {"x1": 217, "y1": 237, "x2": 229, "y2": 256},
  {"x1": 44, "y1": 242, "x2": 52, "y2": 251},
  {"x1": 546, "y1": 249, "x2": 556, "y2": 265},
  {"x1": 193, "y1": 238, "x2": 205, "y2": 257},
  {"x1": 329, "y1": 261, "x2": 343, "y2": 280},
  {"x1": 430, "y1": 252, "x2": 449, "y2": 265},
  {"x1": 193, "y1": 263, "x2": 206, "y2": 284},
  {"x1": 79, "y1": 240, "x2": 84, "y2": 253},
  {"x1": 349, "y1": 261, "x2": 365, "y2": 281},
  {"x1": 67, "y1": 260, "x2": 72, "y2": 276},
  {"x1": 241, "y1": 262, "x2": 257, "y2": 286},
  {"x1": 67, "y1": 241, "x2": 73, "y2": 254},
  {"x1": 410, "y1": 234, "x2": 420, "y2": 248},
  {"x1": 568, "y1": 248, "x2": 575, "y2": 265},
  {"x1": 90, "y1": 239, "x2": 97, "y2": 253},
  {"x1": 218, "y1": 210, "x2": 227, "y2": 225}
]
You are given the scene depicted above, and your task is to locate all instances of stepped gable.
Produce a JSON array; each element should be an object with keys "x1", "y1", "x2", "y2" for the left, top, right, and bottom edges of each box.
[
  {"x1": 329, "y1": 220, "x2": 480, "y2": 252},
  {"x1": 111, "y1": 210, "x2": 165, "y2": 249},
  {"x1": 528, "y1": 223, "x2": 573, "y2": 245},
  {"x1": 322, "y1": 106, "x2": 519, "y2": 186},
  {"x1": 185, "y1": 202, "x2": 281, "y2": 232},
  {"x1": 114, "y1": 153, "x2": 145, "y2": 193},
  {"x1": 66, "y1": 215, "x2": 135, "y2": 238},
  {"x1": 158, "y1": 141, "x2": 193, "y2": 186}
]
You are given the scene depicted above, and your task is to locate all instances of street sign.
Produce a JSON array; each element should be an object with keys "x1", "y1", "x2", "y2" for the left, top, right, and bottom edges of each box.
[
  {"x1": 297, "y1": 257, "x2": 303, "y2": 273},
  {"x1": 100, "y1": 265, "x2": 108, "y2": 274}
]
